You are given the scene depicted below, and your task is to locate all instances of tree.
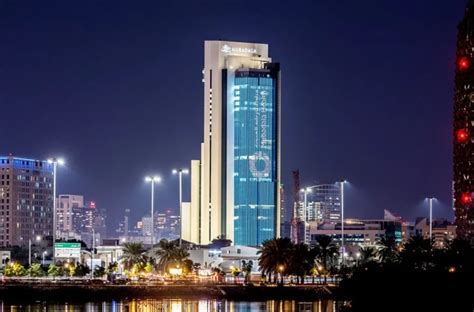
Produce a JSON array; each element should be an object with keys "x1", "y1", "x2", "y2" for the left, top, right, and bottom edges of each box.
[
  {"x1": 288, "y1": 243, "x2": 314, "y2": 284},
  {"x1": 5, "y1": 262, "x2": 27, "y2": 277},
  {"x1": 377, "y1": 237, "x2": 398, "y2": 264},
  {"x1": 106, "y1": 262, "x2": 118, "y2": 274},
  {"x1": 94, "y1": 266, "x2": 106, "y2": 278},
  {"x1": 312, "y1": 235, "x2": 339, "y2": 278},
  {"x1": 444, "y1": 238, "x2": 474, "y2": 273},
  {"x1": 121, "y1": 242, "x2": 146, "y2": 270},
  {"x1": 144, "y1": 262, "x2": 153, "y2": 274},
  {"x1": 359, "y1": 246, "x2": 377, "y2": 265},
  {"x1": 258, "y1": 238, "x2": 293, "y2": 283},
  {"x1": 182, "y1": 259, "x2": 193, "y2": 275},
  {"x1": 241, "y1": 260, "x2": 253, "y2": 284},
  {"x1": 47, "y1": 264, "x2": 63, "y2": 277},
  {"x1": 154, "y1": 239, "x2": 189, "y2": 273},
  {"x1": 10, "y1": 247, "x2": 29, "y2": 265},
  {"x1": 399, "y1": 235, "x2": 433, "y2": 271},
  {"x1": 28, "y1": 263, "x2": 45, "y2": 277},
  {"x1": 74, "y1": 264, "x2": 90, "y2": 277},
  {"x1": 131, "y1": 262, "x2": 146, "y2": 275},
  {"x1": 231, "y1": 266, "x2": 240, "y2": 283}
]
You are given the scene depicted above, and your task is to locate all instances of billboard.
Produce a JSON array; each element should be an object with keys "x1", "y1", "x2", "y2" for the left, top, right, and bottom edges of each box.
[{"x1": 55, "y1": 242, "x2": 81, "y2": 258}]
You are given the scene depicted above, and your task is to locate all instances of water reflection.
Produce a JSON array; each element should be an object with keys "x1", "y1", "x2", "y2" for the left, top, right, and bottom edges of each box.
[{"x1": 0, "y1": 299, "x2": 343, "y2": 312}]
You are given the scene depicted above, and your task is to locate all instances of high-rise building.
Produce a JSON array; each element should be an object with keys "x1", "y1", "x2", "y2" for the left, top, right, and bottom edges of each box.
[
  {"x1": 301, "y1": 183, "x2": 341, "y2": 224},
  {"x1": 72, "y1": 200, "x2": 106, "y2": 247},
  {"x1": 189, "y1": 40, "x2": 281, "y2": 246},
  {"x1": 57, "y1": 194, "x2": 84, "y2": 239},
  {"x1": 0, "y1": 155, "x2": 54, "y2": 247},
  {"x1": 453, "y1": 1, "x2": 474, "y2": 243}
]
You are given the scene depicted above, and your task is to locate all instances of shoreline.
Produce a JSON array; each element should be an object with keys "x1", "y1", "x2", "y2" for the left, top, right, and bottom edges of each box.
[{"x1": 0, "y1": 283, "x2": 338, "y2": 303}]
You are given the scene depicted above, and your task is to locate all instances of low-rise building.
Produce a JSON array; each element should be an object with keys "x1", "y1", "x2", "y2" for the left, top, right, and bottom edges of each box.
[
  {"x1": 309, "y1": 218, "x2": 402, "y2": 247},
  {"x1": 414, "y1": 218, "x2": 456, "y2": 248}
]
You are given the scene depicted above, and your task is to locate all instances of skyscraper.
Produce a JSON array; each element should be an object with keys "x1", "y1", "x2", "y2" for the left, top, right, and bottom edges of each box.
[
  {"x1": 454, "y1": 1, "x2": 474, "y2": 243},
  {"x1": 57, "y1": 194, "x2": 84, "y2": 239},
  {"x1": 0, "y1": 155, "x2": 54, "y2": 247},
  {"x1": 72, "y1": 200, "x2": 106, "y2": 247},
  {"x1": 188, "y1": 40, "x2": 281, "y2": 246}
]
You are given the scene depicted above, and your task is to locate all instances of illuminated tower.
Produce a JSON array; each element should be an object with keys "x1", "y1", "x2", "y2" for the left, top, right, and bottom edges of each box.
[
  {"x1": 189, "y1": 41, "x2": 281, "y2": 246},
  {"x1": 453, "y1": 1, "x2": 474, "y2": 243}
]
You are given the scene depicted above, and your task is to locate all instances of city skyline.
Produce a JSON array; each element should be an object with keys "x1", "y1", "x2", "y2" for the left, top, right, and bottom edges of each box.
[{"x1": 1, "y1": 1, "x2": 466, "y2": 231}]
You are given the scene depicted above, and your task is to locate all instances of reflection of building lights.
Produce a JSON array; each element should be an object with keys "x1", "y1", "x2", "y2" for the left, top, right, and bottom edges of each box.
[{"x1": 171, "y1": 301, "x2": 182, "y2": 312}]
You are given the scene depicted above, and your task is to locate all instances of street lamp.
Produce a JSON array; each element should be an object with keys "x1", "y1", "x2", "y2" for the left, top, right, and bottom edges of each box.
[
  {"x1": 172, "y1": 168, "x2": 189, "y2": 246},
  {"x1": 28, "y1": 235, "x2": 42, "y2": 266},
  {"x1": 47, "y1": 157, "x2": 65, "y2": 264},
  {"x1": 145, "y1": 175, "x2": 161, "y2": 246},
  {"x1": 278, "y1": 265, "x2": 285, "y2": 284},
  {"x1": 340, "y1": 180, "x2": 348, "y2": 266},
  {"x1": 427, "y1": 197, "x2": 436, "y2": 242}
]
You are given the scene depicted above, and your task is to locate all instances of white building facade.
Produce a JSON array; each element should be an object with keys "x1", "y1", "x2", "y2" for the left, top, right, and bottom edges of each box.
[{"x1": 186, "y1": 40, "x2": 281, "y2": 246}]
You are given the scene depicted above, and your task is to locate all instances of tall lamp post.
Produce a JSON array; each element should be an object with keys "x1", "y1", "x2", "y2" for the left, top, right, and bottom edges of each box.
[
  {"x1": 427, "y1": 197, "x2": 436, "y2": 242},
  {"x1": 28, "y1": 235, "x2": 42, "y2": 266},
  {"x1": 145, "y1": 176, "x2": 161, "y2": 246},
  {"x1": 340, "y1": 180, "x2": 348, "y2": 266},
  {"x1": 47, "y1": 158, "x2": 64, "y2": 264},
  {"x1": 173, "y1": 168, "x2": 189, "y2": 247}
]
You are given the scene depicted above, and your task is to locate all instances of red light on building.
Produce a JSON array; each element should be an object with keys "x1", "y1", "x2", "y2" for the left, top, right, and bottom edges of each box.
[
  {"x1": 89, "y1": 201, "x2": 96, "y2": 209},
  {"x1": 458, "y1": 57, "x2": 470, "y2": 70},
  {"x1": 456, "y1": 129, "x2": 469, "y2": 143},
  {"x1": 461, "y1": 192, "x2": 472, "y2": 205}
]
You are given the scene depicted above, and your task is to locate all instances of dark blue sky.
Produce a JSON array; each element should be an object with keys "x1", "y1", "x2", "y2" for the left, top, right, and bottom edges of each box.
[{"x1": 0, "y1": 0, "x2": 466, "y2": 232}]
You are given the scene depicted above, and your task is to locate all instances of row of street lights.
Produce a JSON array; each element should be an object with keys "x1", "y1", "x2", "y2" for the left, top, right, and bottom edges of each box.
[
  {"x1": 144, "y1": 168, "x2": 189, "y2": 247},
  {"x1": 300, "y1": 181, "x2": 437, "y2": 266},
  {"x1": 45, "y1": 156, "x2": 189, "y2": 266}
]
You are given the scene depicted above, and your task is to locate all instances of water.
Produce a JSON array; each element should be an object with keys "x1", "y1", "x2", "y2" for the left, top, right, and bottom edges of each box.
[{"x1": 0, "y1": 299, "x2": 344, "y2": 311}]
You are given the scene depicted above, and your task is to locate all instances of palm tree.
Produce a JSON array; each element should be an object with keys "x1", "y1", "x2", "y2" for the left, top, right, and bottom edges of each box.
[
  {"x1": 257, "y1": 238, "x2": 293, "y2": 283},
  {"x1": 121, "y1": 242, "x2": 146, "y2": 270},
  {"x1": 312, "y1": 235, "x2": 339, "y2": 271},
  {"x1": 377, "y1": 237, "x2": 398, "y2": 264},
  {"x1": 359, "y1": 246, "x2": 377, "y2": 265},
  {"x1": 288, "y1": 243, "x2": 314, "y2": 284},
  {"x1": 154, "y1": 239, "x2": 189, "y2": 272},
  {"x1": 399, "y1": 235, "x2": 433, "y2": 271}
]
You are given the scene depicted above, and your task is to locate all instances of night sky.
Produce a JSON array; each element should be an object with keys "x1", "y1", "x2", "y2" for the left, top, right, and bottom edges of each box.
[{"x1": 1, "y1": 0, "x2": 466, "y2": 233}]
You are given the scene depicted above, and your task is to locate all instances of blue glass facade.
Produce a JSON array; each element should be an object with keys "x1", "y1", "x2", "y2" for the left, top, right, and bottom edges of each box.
[{"x1": 232, "y1": 68, "x2": 278, "y2": 246}]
